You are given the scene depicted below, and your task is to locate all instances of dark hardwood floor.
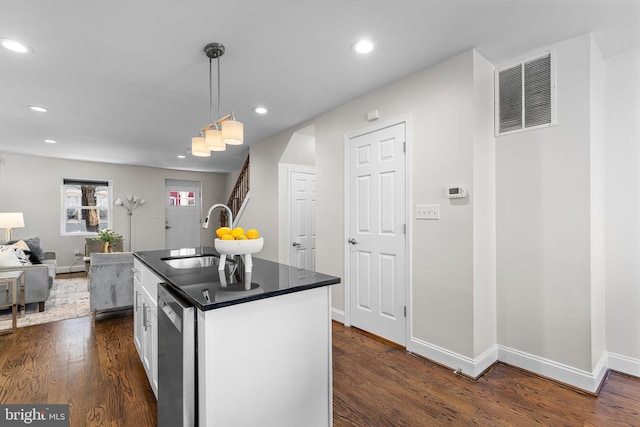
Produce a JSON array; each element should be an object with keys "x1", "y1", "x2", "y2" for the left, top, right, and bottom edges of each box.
[
  {"x1": 0, "y1": 310, "x2": 156, "y2": 426},
  {"x1": 332, "y1": 326, "x2": 640, "y2": 426},
  {"x1": 0, "y1": 314, "x2": 638, "y2": 426}
]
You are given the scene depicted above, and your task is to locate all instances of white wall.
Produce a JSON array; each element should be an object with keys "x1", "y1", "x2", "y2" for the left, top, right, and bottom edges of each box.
[
  {"x1": 312, "y1": 51, "x2": 478, "y2": 357},
  {"x1": 280, "y1": 131, "x2": 316, "y2": 167},
  {"x1": 0, "y1": 154, "x2": 227, "y2": 271},
  {"x1": 496, "y1": 34, "x2": 601, "y2": 376},
  {"x1": 241, "y1": 131, "x2": 293, "y2": 262},
  {"x1": 472, "y1": 51, "x2": 497, "y2": 360},
  {"x1": 246, "y1": 34, "x2": 639, "y2": 389},
  {"x1": 605, "y1": 46, "x2": 640, "y2": 374},
  {"x1": 277, "y1": 129, "x2": 316, "y2": 264},
  {"x1": 589, "y1": 35, "x2": 606, "y2": 372},
  {"x1": 244, "y1": 50, "x2": 496, "y2": 370}
]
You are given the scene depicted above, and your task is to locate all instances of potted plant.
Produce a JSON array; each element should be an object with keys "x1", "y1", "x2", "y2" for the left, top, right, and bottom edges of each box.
[{"x1": 97, "y1": 228, "x2": 122, "y2": 253}]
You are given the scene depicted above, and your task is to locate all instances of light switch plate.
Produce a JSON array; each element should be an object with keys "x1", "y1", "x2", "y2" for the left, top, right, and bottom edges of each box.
[{"x1": 416, "y1": 204, "x2": 440, "y2": 220}]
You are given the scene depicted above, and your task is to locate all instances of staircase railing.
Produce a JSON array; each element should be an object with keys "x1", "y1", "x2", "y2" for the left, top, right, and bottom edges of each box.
[{"x1": 220, "y1": 155, "x2": 250, "y2": 227}]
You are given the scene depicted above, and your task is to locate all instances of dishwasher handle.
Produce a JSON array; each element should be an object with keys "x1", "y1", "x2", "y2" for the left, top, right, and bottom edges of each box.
[
  {"x1": 158, "y1": 283, "x2": 192, "y2": 333},
  {"x1": 159, "y1": 296, "x2": 182, "y2": 332}
]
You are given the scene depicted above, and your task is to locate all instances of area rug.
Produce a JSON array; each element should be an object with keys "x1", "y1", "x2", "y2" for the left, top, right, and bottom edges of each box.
[{"x1": 0, "y1": 277, "x2": 90, "y2": 329}]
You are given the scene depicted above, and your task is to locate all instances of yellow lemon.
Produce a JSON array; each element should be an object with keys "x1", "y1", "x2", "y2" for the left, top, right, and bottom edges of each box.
[
  {"x1": 221, "y1": 234, "x2": 235, "y2": 240},
  {"x1": 216, "y1": 227, "x2": 232, "y2": 238},
  {"x1": 231, "y1": 227, "x2": 245, "y2": 238},
  {"x1": 236, "y1": 235, "x2": 248, "y2": 240},
  {"x1": 246, "y1": 229, "x2": 260, "y2": 239}
]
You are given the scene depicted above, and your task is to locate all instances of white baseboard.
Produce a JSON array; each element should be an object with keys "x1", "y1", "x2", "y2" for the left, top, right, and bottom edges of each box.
[
  {"x1": 331, "y1": 308, "x2": 345, "y2": 324},
  {"x1": 409, "y1": 338, "x2": 612, "y2": 392},
  {"x1": 409, "y1": 337, "x2": 497, "y2": 379},
  {"x1": 608, "y1": 352, "x2": 640, "y2": 377},
  {"x1": 57, "y1": 264, "x2": 86, "y2": 274},
  {"x1": 498, "y1": 345, "x2": 608, "y2": 393}
]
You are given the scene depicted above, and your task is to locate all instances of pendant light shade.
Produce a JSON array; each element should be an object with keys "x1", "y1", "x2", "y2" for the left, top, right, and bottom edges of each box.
[
  {"x1": 206, "y1": 126, "x2": 225, "y2": 151},
  {"x1": 191, "y1": 136, "x2": 210, "y2": 157},
  {"x1": 221, "y1": 118, "x2": 243, "y2": 145}
]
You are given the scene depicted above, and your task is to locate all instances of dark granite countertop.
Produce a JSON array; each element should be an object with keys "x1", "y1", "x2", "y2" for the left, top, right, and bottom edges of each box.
[{"x1": 133, "y1": 247, "x2": 340, "y2": 311}]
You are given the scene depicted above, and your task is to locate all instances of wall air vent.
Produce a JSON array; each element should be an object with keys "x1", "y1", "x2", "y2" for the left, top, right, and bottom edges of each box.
[{"x1": 495, "y1": 51, "x2": 556, "y2": 135}]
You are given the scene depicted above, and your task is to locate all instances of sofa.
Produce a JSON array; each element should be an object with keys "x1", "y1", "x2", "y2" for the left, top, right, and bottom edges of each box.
[{"x1": 0, "y1": 237, "x2": 56, "y2": 312}]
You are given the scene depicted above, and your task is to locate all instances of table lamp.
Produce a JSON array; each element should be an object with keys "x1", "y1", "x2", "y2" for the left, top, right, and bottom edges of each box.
[{"x1": 0, "y1": 212, "x2": 25, "y2": 241}]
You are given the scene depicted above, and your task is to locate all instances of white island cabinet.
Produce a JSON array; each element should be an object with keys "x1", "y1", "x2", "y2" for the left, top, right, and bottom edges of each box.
[
  {"x1": 133, "y1": 248, "x2": 340, "y2": 426},
  {"x1": 197, "y1": 286, "x2": 333, "y2": 427},
  {"x1": 132, "y1": 258, "x2": 159, "y2": 398}
]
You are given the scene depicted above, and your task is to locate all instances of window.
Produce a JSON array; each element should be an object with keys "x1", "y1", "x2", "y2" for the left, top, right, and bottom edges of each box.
[
  {"x1": 169, "y1": 190, "x2": 196, "y2": 207},
  {"x1": 495, "y1": 51, "x2": 556, "y2": 135},
  {"x1": 61, "y1": 179, "x2": 112, "y2": 235}
]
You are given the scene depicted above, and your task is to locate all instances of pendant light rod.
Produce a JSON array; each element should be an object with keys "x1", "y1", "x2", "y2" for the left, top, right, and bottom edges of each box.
[
  {"x1": 204, "y1": 42, "x2": 225, "y2": 126},
  {"x1": 217, "y1": 50, "x2": 221, "y2": 121},
  {"x1": 209, "y1": 55, "x2": 213, "y2": 124}
]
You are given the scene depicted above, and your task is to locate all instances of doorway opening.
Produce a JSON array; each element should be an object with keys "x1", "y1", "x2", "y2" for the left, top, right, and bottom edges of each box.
[{"x1": 278, "y1": 125, "x2": 316, "y2": 267}]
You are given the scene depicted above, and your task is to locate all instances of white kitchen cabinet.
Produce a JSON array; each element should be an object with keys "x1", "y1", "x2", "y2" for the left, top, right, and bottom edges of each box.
[
  {"x1": 133, "y1": 277, "x2": 144, "y2": 356},
  {"x1": 133, "y1": 258, "x2": 159, "y2": 398}
]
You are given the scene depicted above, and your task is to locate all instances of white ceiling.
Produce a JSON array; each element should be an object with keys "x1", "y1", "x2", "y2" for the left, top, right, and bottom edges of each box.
[{"x1": 1, "y1": 0, "x2": 638, "y2": 172}]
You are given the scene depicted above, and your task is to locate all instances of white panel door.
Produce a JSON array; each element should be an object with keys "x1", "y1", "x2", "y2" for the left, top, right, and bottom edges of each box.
[
  {"x1": 290, "y1": 170, "x2": 316, "y2": 270},
  {"x1": 165, "y1": 182, "x2": 201, "y2": 249},
  {"x1": 348, "y1": 122, "x2": 407, "y2": 346}
]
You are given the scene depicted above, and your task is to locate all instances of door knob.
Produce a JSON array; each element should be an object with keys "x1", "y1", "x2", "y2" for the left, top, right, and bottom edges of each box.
[
  {"x1": 348, "y1": 238, "x2": 358, "y2": 245},
  {"x1": 292, "y1": 242, "x2": 301, "y2": 247},
  {"x1": 165, "y1": 225, "x2": 172, "y2": 230}
]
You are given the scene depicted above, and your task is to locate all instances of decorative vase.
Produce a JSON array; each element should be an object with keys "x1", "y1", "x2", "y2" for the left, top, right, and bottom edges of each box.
[{"x1": 102, "y1": 241, "x2": 112, "y2": 253}]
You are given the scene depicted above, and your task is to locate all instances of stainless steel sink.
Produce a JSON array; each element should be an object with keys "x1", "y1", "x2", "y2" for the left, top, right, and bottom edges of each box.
[{"x1": 162, "y1": 255, "x2": 219, "y2": 269}]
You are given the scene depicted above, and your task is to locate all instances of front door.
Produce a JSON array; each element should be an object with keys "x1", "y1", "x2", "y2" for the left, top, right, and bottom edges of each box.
[
  {"x1": 289, "y1": 170, "x2": 316, "y2": 270},
  {"x1": 165, "y1": 180, "x2": 201, "y2": 249},
  {"x1": 347, "y1": 122, "x2": 407, "y2": 346}
]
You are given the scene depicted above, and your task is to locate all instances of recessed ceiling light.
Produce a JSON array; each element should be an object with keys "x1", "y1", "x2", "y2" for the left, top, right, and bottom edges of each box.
[
  {"x1": 352, "y1": 39, "x2": 375, "y2": 55},
  {"x1": 1, "y1": 38, "x2": 33, "y2": 54},
  {"x1": 253, "y1": 106, "x2": 268, "y2": 115},
  {"x1": 28, "y1": 105, "x2": 49, "y2": 113},
  {"x1": 44, "y1": 139, "x2": 57, "y2": 144},
  {"x1": 177, "y1": 155, "x2": 186, "y2": 159}
]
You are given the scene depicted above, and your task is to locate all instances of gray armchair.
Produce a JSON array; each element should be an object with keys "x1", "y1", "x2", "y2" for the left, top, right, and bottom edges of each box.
[{"x1": 89, "y1": 252, "x2": 133, "y2": 312}]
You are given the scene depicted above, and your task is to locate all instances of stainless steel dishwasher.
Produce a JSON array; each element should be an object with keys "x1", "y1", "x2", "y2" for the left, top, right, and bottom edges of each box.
[{"x1": 157, "y1": 283, "x2": 196, "y2": 427}]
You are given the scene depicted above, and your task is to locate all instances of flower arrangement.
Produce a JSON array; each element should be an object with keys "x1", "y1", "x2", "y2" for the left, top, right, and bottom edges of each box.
[{"x1": 97, "y1": 228, "x2": 122, "y2": 243}]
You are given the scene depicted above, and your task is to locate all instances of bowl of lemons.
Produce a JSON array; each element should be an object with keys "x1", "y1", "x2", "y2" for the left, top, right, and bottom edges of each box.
[{"x1": 214, "y1": 227, "x2": 263, "y2": 255}]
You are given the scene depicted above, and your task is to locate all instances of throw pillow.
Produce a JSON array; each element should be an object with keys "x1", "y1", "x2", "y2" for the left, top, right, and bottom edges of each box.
[
  {"x1": 10, "y1": 240, "x2": 30, "y2": 252},
  {"x1": 8, "y1": 236, "x2": 44, "y2": 264},
  {"x1": 0, "y1": 245, "x2": 32, "y2": 267}
]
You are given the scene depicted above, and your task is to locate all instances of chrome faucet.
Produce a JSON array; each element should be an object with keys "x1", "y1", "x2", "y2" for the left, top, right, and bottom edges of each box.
[{"x1": 202, "y1": 203, "x2": 233, "y2": 229}]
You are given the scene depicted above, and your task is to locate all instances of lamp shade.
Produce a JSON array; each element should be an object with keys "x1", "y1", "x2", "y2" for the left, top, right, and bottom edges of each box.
[
  {"x1": 221, "y1": 119, "x2": 243, "y2": 145},
  {"x1": 205, "y1": 128, "x2": 226, "y2": 151},
  {"x1": 191, "y1": 136, "x2": 211, "y2": 157},
  {"x1": 0, "y1": 212, "x2": 25, "y2": 229}
]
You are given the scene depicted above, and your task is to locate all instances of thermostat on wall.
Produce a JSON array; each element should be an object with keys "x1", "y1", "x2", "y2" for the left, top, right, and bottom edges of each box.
[{"x1": 447, "y1": 186, "x2": 467, "y2": 199}]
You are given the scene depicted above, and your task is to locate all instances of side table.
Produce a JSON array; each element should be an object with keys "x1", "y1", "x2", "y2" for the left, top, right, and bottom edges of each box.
[{"x1": 0, "y1": 271, "x2": 25, "y2": 335}]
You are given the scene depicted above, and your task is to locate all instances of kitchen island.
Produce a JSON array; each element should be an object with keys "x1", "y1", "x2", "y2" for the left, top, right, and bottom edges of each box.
[{"x1": 133, "y1": 247, "x2": 340, "y2": 427}]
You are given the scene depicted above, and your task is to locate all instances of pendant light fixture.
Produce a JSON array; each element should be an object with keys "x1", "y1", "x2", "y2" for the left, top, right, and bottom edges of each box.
[{"x1": 191, "y1": 42, "x2": 244, "y2": 157}]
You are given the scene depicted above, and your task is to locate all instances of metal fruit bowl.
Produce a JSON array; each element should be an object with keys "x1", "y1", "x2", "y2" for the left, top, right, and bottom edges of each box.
[{"x1": 214, "y1": 237, "x2": 264, "y2": 255}]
